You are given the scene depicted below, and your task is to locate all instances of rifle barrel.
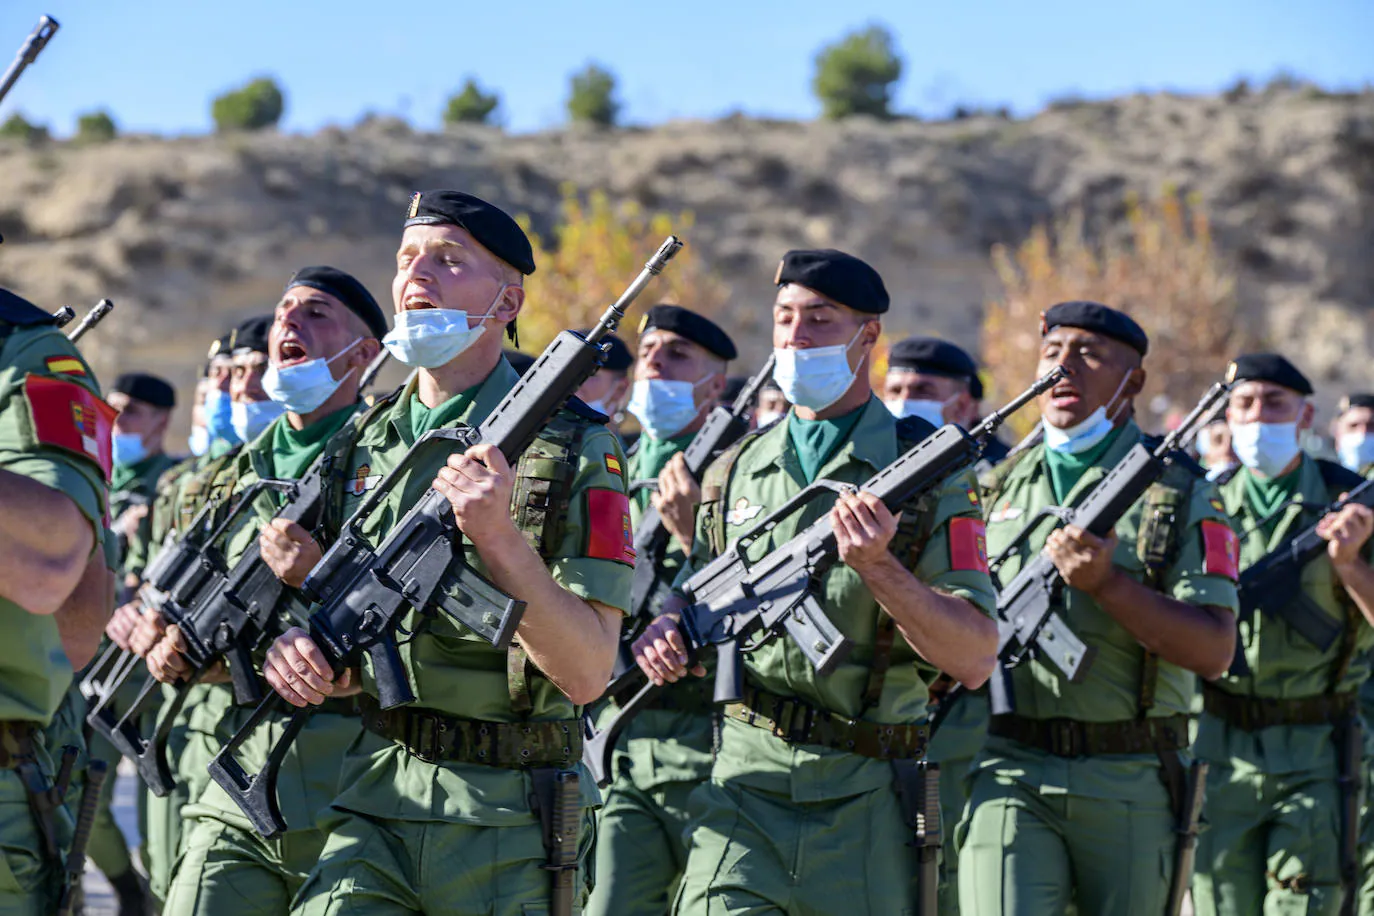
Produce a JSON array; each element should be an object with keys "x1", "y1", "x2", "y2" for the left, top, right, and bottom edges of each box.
[
  {"x1": 67, "y1": 299, "x2": 114, "y2": 343},
  {"x1": 975, "y1": 366, "x2": 1065, "y2": 440},
  {"x1": 0, "y1": 16, "x2": 59, "y2": 108},
  {"x1": 583, "y1": 236, "x2": 682, "y2": 346}
]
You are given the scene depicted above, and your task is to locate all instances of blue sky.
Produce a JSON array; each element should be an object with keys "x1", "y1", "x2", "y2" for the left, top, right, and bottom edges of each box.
[{"x1": 2, "y1": 0, "x2": 1370, "y2": 136}]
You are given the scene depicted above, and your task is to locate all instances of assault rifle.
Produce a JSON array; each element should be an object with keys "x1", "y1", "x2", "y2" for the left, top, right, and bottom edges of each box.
[
  {"x1": 980, "y1": 377, "x2": 1233, "y2": 717},
  {"x1": 583, "y1": 368, "x2": 1063, "y2": 787},
  {"x1": 209, "y1": 236, "x2": 684, "y2": 838},
  {"x1": 358, "y1": 349, "x2": 391, "y2": 392},
  {"x1": 626, "y1": 354, "x2": 775, "y2": 624},
  {"x1": 66, "y1": 298, "x2": 114, "y2": 343},
  {"x1": 0, "y1": 15, "x2": 58, "y2": 108}
]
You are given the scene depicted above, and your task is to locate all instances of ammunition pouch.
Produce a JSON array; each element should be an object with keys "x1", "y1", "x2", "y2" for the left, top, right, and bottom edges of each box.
[
  {"x1": 358, "y1": 696, "x2": 580, "y2": 769},
  {"x1": 725, "y1": 684, "x2": 929, "y2": 760}
]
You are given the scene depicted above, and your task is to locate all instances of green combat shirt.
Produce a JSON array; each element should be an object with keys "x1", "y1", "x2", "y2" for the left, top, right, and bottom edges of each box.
[
  {"x1": 110, "y1": 450, "x2": 178, "y2": 573},
  {"x1": 321, "y1": 360, "x2": 633, "y2": 825},
  {"x1": 985, "y1": 420, "x2": 1239, "y2": 725},
  {"x1": 0, "y1": 321, "x2": 111, "y2": 725},
  {"x1": 672, "y1": 397, "x2": 999, "y2": 803}
]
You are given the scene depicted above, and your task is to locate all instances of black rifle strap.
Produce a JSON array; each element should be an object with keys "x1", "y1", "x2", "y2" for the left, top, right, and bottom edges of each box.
[
  {"x1": 700, "y1": 428, "x2": 767, "y2": 559},
  {"x1": 317, "y1": 390, "x2": 403, "y2": 552}
]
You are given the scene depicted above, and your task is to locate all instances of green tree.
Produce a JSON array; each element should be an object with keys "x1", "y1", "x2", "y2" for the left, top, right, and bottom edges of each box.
[
  {"x1": 811, "y1": 24, "x2": 903, "y2": 119},
  {"x1": 211, "y1": 77, "x2": 285, "y2": 132},
  {"x1": 444, "y1": 78, "x2": 500, "y2": 126},
  {"x1": 75, "y1": 109, "x2": 117, "y2": 144},
  {"x1": 567, "y1": 62, "x2": 619, "y2": 127},
  {"x1": 0, "y1": 113, "x2": 48, "y2": 143}
]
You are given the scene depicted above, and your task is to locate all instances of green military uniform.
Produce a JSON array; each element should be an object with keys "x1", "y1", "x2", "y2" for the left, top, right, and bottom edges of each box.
[
  {"x1": 1193, "y1": 455, "x2": 1374, "y2": 916},
  {"x1": 668, "y1": 398, "x2": 998, "y2": 915},
  {"x1": 588, "y1": 430, "x2": 716, "y2": 916},
  {"x1": 958, "y1": 420, "x2": 1239, "y2": 916},
  {"x1": 0, "y1": 303, "x2": 111, "y2": 915},
  {"x1": 110, "y1": 451, "x2": 179, "y2": 572},
  {"x1": 292, "y1": 360, "x2": 633, "y2": 915},
  {"x1": 166, "y1": 403, "x2": 388, "y2": 915}
]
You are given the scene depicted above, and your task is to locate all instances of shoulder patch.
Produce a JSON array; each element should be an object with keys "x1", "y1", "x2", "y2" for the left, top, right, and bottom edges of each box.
[
  {"x1": 1209, "y1": 496, "x2": 1225, "y2": 513},
  {"x1": 1201, "y1": 519, "x2": 1240, "y2": 581},
  {"x1": 44, "y1": 356, "x2": 86, "y2": 376},
  {"x1": 949, "y1": 516, "x2": 990, "y2": 573},
  {"x1": 585, "y1": 487, "x2": 635, "y2": 565},
  {"x1": 24, "y1": 374, "x2": 116, "y2": 478}
]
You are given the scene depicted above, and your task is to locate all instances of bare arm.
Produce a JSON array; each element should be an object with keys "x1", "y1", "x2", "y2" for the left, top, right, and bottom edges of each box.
[
  {"x1": 54, "y1": 550, "x2": 115, "y2": 669},
  {"x1": 1320, "y1": 502, "x2": 1374, "y2": 628},
  {"x1": 0, "y1": 468, "x2": 96, "y2": 614}
]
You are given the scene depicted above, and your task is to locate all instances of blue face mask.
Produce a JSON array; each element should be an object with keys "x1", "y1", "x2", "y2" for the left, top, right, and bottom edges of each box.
[
  {"x1": 187, "y1": 425, "x2": 210, "y2": 457},
  {"x1": 1042, "y1": 371, "x2": 1132, "y2": 455},
  {"x1": 204, "y1": 388, "x2": 239, "y2": 445},
  {"x1": 886, "y1": 398, "x2": 950, "y2": 428},
  {"x1": 262, "y1": 338, "x2": 361, "y2": 414},
  {"x1": 627, "y1": 377, "x2": 710, "y2": 440},
  {"x1": 231, "y1": 399, "x2": 285, "y2": 444},
  {"x1": 1230, "y1": 420, "x2": 1301, "y2": 478},
  {"x1": 382, "y1": 291, "x2": 503, "y2": 369},
  {"x1": 1339, "y1": 433, "x2": 1374, "y2": 473},
  {"x1": 112, "y1": 432, "x2": 147, "y2": 468},
  {"x1": 772, "y1": 325, "x2": 865, "y2": 412}
]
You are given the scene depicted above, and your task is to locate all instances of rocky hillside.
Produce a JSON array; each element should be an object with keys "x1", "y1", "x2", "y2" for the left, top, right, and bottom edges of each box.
[{"x1": 1, "y1": 85, "x2": 1371, "y2": 434}]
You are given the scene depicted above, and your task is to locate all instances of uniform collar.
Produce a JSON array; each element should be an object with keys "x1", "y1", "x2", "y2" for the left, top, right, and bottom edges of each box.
[
  {"x1": 1012, "y1": 419, "x2": 1144, "y2": 505},
  {"x1": 750, "y1": 395, "x2": 901, "y2": 484},
  {"x1": 359, "y1": 358, "x2": 519, "y2": 450}
]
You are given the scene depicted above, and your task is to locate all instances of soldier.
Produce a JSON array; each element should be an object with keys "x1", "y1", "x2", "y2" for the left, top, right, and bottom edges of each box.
[
  {"x1": 633, "y1": 248, "x2": 999, "y2": 914},
  {"x1": 753, "y1": 377, "x2": 788, "y2": 427},
  {"x1": 1192, "y1": 354, "x2": 1374, "y2": 916},
  {"x1": 588, "y1": 304, "x2": 735, "y2": 916},
  {"x1": 958, "y1": 302, "x2": 1240, "y2": 916},
  {"x1": 0, "y1": 286, "x2": 115, "y2": 914},
  {"x1": 258, "y1": 189, "x2": 632, "y2": 915},
  {"x1": 1197, "y1": 418, "x2": 1239, "y2": 482},
  {"x1": 574, "y1": 330, "x2": 633, "y2": 427},
  {"x1": 1335, "y1": 393, "x2": 1374, "y2": 477}
]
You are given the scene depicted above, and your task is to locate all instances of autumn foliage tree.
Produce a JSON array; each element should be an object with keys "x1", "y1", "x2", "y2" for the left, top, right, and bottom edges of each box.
[{"x1": 981, "y1": 190, "x2": 1247, "y2": 437}]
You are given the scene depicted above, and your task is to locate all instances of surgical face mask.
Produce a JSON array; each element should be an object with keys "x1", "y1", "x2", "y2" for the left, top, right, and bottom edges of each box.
[
  {"x1": 755, "y1": 409, "x2": 785, "y2": 428},
  {"x1": 627, "y1": 376, "x2": 710, "y2": 440},
  {"x1": 886, "y1": 397, "x2": 950, "y2": 428},
  {"x1": 1338, "y1": 433, "x2": 1374, "y2": 473},
  {"x1": 1230, "y1": 420, "x2": 1301, "y2": 477},
  {"x1": 583, "y1": 398, "x2": 613, "y2": 418},
  {"x1": 1042, "y1": 371, "x2": 1132, "y2": 455},
  {"x1": 382, "y1": 287, "x2": 504, "y2": 369},
  {"x1": 772, "y1": 325, "x2": 866, "y2": 412},
  {"x1": 231, "y1": 399, "x2": 285, "y2": 444},
  {"x1": 187, "y1": 425, "x2": 210, "y2": 457},
  {"x1": 205, "y1": 388, "x2": 238, "y2": 445},
  {"x1": 112, "y1": 432, "x2": 147, "y2": 468},
  {"x1": 262, "y1": 338, "x2": 362, "y2": 414}
]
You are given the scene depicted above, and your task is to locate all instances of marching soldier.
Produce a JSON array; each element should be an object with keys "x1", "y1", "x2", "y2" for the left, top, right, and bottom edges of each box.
[
  {"x1": 1335, "y1": 393, "x2": 1374, "y2": 477},
  {"x1": 575, "y1": 330, "x2": 633, "y2": 429},
  {"x1": 633, "y1": 249, "x2": 999, "y2": 914},
  {"x1": 959, "y1": 302, "x2": 1240, "y2": 916},
  {"x1": 259, "y1": 190, "x2": 632, "y2": 914},
  {"x1": 588, "y1": 304, "x2": 735, "y2": 916},
  {"x1": 1193, "y1": 355, "x2": 1374, "y2": 916}
]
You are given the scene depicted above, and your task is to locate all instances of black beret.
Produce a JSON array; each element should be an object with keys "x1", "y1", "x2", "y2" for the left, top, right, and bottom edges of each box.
[
  {"x1": 1042, "y1": 301, "x2": 1149, "y2": 356},
  {"x1": 579, "y1": 330, "x2": 632, "y2": 372},
  {"x1": 888, "y1": 336, "x2": 984, "y2": 399},
  {"x1": 404, "y1": 190, "x2": 535, "y2": 276},
  {"x1": 505, "y1": 349, "x2": 535, "y2": 376},
  {"x1": 1340, "y1": 394, "x2": 1374, "y2": 413},
  {"x1": 1229, "y1": 353, "x2": 1313, "y2": 396},
  {"x1": 640, "y1": 304, "x2": 737, "y2": 361},
  {"x1": 286, "y1": 266, "x2": 389, "y2": 340},
  {"x1": 230, "y1": 315, "x2": 272, "y2": 356},
  {"x1": 775, "y1": 249, "x2": 888, "y2": 315},
  {"x1": 111, "y1": 372, "x2": 176, "y2": 409}
]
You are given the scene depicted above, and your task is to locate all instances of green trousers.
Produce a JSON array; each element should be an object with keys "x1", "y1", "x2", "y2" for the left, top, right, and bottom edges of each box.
[
  {"x1": 957, "y1": 737, "x2": 1176, "y2": 916},
  {"x1": 587, "y1": 768, "x2": 697, "y2": 916},
  {"x1": 1358, "y1": 752, "x2": 1374, "y2": 916},
  {"x1": 83, "y1": 728, "x2": 133, "y2": 881},
  {"x1": 1191, "y1": 714, "x2": 1344, "y2": 916},
  {"x1": 928, "y1": 692, "x2": 988, "y2": 916},
  {"x1": 0, "y1": 746, "x2": 73, "y2": 916},
  {"x1": 165, "y1": 814, "x2": 328, "y2": 915},
  {"x1": 672, "y1": 778, "x2": 918, "y2": 915},
  {"x1": 147, "y1": 683, "x2": 220, "y2": 901}
]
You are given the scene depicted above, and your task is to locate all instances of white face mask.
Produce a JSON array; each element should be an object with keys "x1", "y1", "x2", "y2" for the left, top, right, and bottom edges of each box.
[
  {"x1": 1230, "y1": 420, "x2": 1301, "y2": 478},
  {"x1": 262, "y1": 338, "x2": 361, "y2": 414},
  {"x1": 627, "y1": 376, "x2": 711, "y2": 440},
  {"x1": 886, "y1": 397, "x2": 951, "y2": 428},
  {"x1": 1043, "y1": 370, "x2": 1132, "y2": 454},
  {"x1": 1338, "y1": 432, "x2": 1374, "y2": 472},
  {"x1": 187, "y1": 425, "x2": 210, "y2": 457},
  {"x1": 772, "y1": 325, "x2": 866, "y2": 412},
  {"x1": 231, "y1": 399, "x2": 286, "y2": 443},
  {"x1": 755, "y1": 409, "x2": 785, "y2": 428},
  {"x1": 382, "y1": 286, "x2": 505, "y2": 369}
]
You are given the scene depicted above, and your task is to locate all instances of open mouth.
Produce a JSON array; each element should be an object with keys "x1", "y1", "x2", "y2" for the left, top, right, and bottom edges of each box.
[
  {"x1": 1049, "y1": 384, "x2": 1081, "y2": 408},
  {"x1": 402, "y1": 293, "x2": 438, "y2": 311},
  {"x1": 278, "y1": 339, "x2": 310, "y2": 367}
]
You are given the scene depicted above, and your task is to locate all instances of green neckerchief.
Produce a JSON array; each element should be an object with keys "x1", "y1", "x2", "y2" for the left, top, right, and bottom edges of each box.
[
  {"x1": 633, "y1": 430, "x2": 695, "y2": 510},
  {"x1": 788, "y1": 406, "x2": 866, "y2": 483},
  {"x1": 409, "y1": 383, "x2": 480, "y2": 439},
  {"x1": 1043, "y1": 423, "x2": 1126, "y2": 503},
  {"x1": 110, "y1": 451, "x2": 164, "y2": 494},
  {"x1": 1240, "y1": 463, "x2": 1303, "y2": 540},
  {"x1": 266, "y1": 404, "x2": 356, "y2": 481}
]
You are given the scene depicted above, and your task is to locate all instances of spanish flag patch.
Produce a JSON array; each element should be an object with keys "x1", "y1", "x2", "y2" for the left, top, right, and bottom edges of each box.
[
  {"x1": 604, "y1": 454, "x2": 623, "y2": 477},
  {"x1": 45, "y1": 356, "x2": 85, "y2": 376}
]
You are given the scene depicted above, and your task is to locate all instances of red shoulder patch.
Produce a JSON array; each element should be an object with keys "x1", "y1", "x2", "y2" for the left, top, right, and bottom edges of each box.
[
  {"x1": 949, "y1": 516, "x2": 990, "y2": 573},
  {"x1": 586, "y1": 487, "x2": 635, "y2": 565},
  {"x1": 24, "y1": 374, "x2": 116, "y2": 479},
  {"x1": 1201, "y1": 519, "x2": 1240, "y2": 581}
]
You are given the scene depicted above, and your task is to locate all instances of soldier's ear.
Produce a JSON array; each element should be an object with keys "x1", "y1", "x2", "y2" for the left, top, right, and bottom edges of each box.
[
  {"x1": 1124, "y1": 365, "x2": 1147, "y2": 401},
  {"x1": 1299, "y1": 399, "x2": 1315, "y2": 431}
]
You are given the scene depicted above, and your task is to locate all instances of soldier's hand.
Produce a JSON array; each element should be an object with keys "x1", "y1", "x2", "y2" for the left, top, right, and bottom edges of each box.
[
  {"x1": 130, "y1": 608, "x2": 167, "y2": 658},
  {"x1": 1318, "y1": 498, "x2": 1374, "y2": 569},
  {"x1": 145, "y1": 624, "x2": 192, "y2": 684},
  {"x1": 264, "y1": 627, "x2": 356, "y2": 707},
  {"x1": 633, "y1": 615, "x2": 705, "y2": 686},
  {"x1": 112, "y1": 503, "x2": 149, "y2": 539},
  {"x1": 106, "y1": 600, "x2": 143, "y2": 650},
  {"x1": 434, "y1": 444, "x2": 519, "y2": 548},
  {"x1": 652, "y1": 453, "x2": 700, "y2": 552},
  {"x1": 1046, "y1": 525, "x2": 1119, "y2": 596},
  {"x1": 831, "y1": 490, "x2": 899, "y2": 573},
  {"x1": 259, "y1": 518, "x2": 323, "y2": 588}
]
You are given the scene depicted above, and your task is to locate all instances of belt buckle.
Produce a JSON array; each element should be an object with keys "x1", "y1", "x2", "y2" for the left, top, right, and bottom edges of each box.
[
  {"x1": 1050, "y1": 720, "x2": 1079, "y2": 757},
  {"x1": 405, "y1": 711, "x2": 442, "y2": 763}
]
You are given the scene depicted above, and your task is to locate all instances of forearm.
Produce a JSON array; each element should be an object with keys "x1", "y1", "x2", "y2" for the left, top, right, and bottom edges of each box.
[
  {"x1": 860, "y1": 553, "x2": 997, "y2": 688},
  {"x1": 0, "y1": 469, "x2": 96, "y2": 614},
  {"x1": 54, "y1": 552, "x2": 116, "y2": 669},
  {"x1": 1334, "y1": 559, "x2": 1374, "y2": 628},
  {"x1": 1094, "y1": 570, "x2": 1235, "y2": 678},
  {"x1": 476, "y1": 531, "x2": 620, "y2": 704}
]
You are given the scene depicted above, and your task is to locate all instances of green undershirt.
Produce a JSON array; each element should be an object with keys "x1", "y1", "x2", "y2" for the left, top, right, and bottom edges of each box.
[
  {"x1": 1241, "y1": 463, "x2": 1303, "y2": 539},
  {"x1": 409, "y1": 384, "x2": 479, "y2": 439},
  {"x1": 1043, "y1": 423, "x2": 1126, "y2": 503},
  {"x1": 788, "y1": 406, "x2": 865, "y2": 482},
  {"x1": 267, "y1": 405, "x2": 356, "y2": 481}
]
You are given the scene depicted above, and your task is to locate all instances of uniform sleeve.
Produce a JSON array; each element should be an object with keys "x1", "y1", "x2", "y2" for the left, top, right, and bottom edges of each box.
[
  {"x1": 545, "y1": 425, "x2": 634, "y2": 616},
  {"x1": 217, "y1": 451, "x2": 265, "y2": 568},
  {"x1": 1161, "y1": 479, "x2": 1240, "y2": 614},
  {"x1": 910, "y1": 467, "x2": 999, "y2": 618},
  {"x1": 0, "y1": 328, "x2": 110, "y2": 540}
]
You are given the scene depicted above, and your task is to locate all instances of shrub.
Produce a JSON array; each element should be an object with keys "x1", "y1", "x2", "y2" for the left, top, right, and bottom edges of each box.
[
  {"x1": 74, "y1": 109, "x2": 117, "y2": 144},
  {"x1": 566, "y1": 62, "x2": 619, "y2": 127},
  {"x1": 0, "y1": 113, "x2": 49, "y2": 143},
  {"x1": 211, "y1": 77, "x2": 285, "y2": 132},
  {"x1": 444, "y1": 78, "x2": 500, "y2": 126},
  {"x1": 811, "y1": 24, "x2": 903, "y2": 120}
]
